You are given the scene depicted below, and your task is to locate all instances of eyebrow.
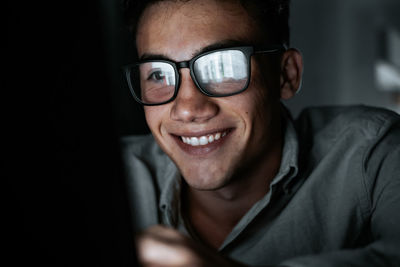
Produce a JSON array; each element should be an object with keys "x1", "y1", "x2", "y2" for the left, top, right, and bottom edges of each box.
[{"x1": 139, "y1": 39, "x2": 250, "y2": 61}]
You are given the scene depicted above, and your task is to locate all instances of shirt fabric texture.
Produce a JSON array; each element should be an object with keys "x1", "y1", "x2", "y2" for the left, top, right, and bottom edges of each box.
[{"x1": 121, "y1": 105, "x2": 400, "y2": 267}]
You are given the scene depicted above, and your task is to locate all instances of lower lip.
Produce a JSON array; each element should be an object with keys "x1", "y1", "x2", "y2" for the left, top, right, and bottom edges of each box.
[{"x1": 173, "y1": 130, "x2": 233, "y2": 156}]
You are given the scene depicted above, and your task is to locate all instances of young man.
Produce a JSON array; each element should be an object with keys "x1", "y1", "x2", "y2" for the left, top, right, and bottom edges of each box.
[{"x1": 121, "y1": 0, "x2": 400, "y2": 266}]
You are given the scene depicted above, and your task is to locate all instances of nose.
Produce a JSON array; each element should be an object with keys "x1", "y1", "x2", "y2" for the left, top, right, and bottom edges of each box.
[{"x1": 170, "y1": 69, "x2": 219, "y2": 123}]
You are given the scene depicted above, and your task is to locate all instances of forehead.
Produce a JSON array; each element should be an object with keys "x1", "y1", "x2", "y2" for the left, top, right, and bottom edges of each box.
[{"x1": 136, "y1": 0, "x2": 260, "y2": 61}]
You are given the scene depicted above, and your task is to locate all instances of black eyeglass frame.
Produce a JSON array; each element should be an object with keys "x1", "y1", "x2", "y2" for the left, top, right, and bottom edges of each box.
[{"x1": 123, "y1": 45, "x2": 286, "y2": 106}]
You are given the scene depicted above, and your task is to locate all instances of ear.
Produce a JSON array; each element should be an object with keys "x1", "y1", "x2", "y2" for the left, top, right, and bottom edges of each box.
[{"x1": 280, "y1": 48, "x2": 303, "y2": 100}]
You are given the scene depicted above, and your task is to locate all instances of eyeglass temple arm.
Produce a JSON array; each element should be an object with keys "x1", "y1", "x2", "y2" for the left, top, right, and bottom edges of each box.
[{"x1": 254, "y1": 44, "x2": 288, "y2": 54}]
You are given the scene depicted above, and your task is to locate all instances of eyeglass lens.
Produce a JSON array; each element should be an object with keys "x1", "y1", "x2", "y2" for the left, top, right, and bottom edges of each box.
[
  {"x1": 138, "y1": 62, "x2": 176, "y2": 104},
  {"x1": 194, "y1": 50, "x2": 248, "y2": 95},
  {"x1": 129, "y1": 49, "x2": 249, "y2": 104}
]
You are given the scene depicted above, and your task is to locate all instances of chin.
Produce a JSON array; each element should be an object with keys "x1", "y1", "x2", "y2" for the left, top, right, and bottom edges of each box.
[{"x1": 182, "y1": 171, "x2": 230, "y2": 191}]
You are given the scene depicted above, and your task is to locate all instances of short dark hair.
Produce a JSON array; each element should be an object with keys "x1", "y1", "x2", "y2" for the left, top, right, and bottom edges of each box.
[{"x1": 123, "y1": 0, "x2": 290, "y2": 46}]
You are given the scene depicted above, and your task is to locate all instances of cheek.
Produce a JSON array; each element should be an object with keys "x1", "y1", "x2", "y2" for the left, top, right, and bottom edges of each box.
[
  {"x1": 241, "y1": 82, "x2": 271, "y2": 124},
  {"x1": 251, "y1": 58, "x2": 281, "y2": 101},
  {"x1": 144, "y1": 106, "x2": 165, "y2": 134},
  {"x1": 143, "y1": 107, "x2": 154, "y2": 128},
  {"x1": 234, "y1": 84, "x2": 276, "y2": 151}
]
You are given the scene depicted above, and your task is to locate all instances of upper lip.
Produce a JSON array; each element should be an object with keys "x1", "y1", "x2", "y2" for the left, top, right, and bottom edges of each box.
[{"x1": 170, "y1": 128, "x2": 232, "y2": 137}]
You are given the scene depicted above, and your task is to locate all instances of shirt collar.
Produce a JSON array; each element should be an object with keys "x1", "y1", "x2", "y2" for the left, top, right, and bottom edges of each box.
[{"x1": 273, "y1": 107, "x2": 300, "y2": 193}]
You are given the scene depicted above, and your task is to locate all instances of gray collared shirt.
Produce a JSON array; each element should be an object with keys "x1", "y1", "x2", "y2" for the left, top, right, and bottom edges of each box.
[{"x1": 121, "y1": 105, "x2": 400, "y2": 267}]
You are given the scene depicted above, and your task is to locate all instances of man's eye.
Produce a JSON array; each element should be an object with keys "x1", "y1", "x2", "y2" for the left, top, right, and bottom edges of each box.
[{"x1": 147, "y1": 71, "x2": 165, "y2": 82}]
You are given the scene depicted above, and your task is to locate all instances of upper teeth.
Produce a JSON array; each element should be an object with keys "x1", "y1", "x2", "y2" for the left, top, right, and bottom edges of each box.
[{"x1": 181, "y1": 131, "x2": 227, "y2": 146}]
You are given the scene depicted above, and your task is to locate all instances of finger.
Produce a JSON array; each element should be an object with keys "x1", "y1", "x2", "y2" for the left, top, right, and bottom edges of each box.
[
  {"x1": 137, "y1": 233, "x2": 192, "y2": 266},
  {"x1": 137, "y1": 225, "x2": 190, "y2": 247},
  {"x1": 145, "y1": 225, "x2": 186, "y2": 240}
]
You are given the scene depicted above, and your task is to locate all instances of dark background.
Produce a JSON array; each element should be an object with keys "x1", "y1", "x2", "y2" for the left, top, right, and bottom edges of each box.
[
  {"x1": 7, "y1": 1, "x2": 138, "y2": 265},
  {"x1": 6, "y1": 0, "x2": 399, "y2": 265}
]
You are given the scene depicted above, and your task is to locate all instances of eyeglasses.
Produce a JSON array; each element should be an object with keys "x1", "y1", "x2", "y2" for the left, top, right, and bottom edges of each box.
[{"x1": 123, "y1": 45, "x2": 286, "y2": 106}]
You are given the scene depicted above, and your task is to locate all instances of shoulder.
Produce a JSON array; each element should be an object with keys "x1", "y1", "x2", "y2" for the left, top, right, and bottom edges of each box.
[
  {"x1": 120, "y1": 134, "x2": 175, "y2": 229},
  {"x1": 120, "y1": 134, "x2": 169, "y2": 167},
  {"x1": 295, "y1": 106, "x2": 400, "y2": 151},
  {"x1": 295, "y1": 105, "x2": 400, "y2": 141},
  {"x1": 120, "y1": 133, "x2": 177, "y2": 184},
  {"x1": 295, "y1": 105, "x2": 400, "y2": 209},
  {"x1": 294, "y1": 105, "x2": 400, "y2": 162},
  {"x1": 121, "y1": 134, "x2": 159, "y2": 156}
]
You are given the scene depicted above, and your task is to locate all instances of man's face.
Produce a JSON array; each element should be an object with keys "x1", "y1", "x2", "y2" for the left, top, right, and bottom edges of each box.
[{"x1": 136, "y1": 0, "x2": 282, "y2": 190}]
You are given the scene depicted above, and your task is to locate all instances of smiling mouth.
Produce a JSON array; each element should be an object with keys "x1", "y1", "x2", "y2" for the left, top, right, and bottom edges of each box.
[
  {"x1": 172, "y1": 128, "x2": 233, "y2": 155},
  {"x1": 180, "y1": 130, "x2": 228, "y2": 146}
]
